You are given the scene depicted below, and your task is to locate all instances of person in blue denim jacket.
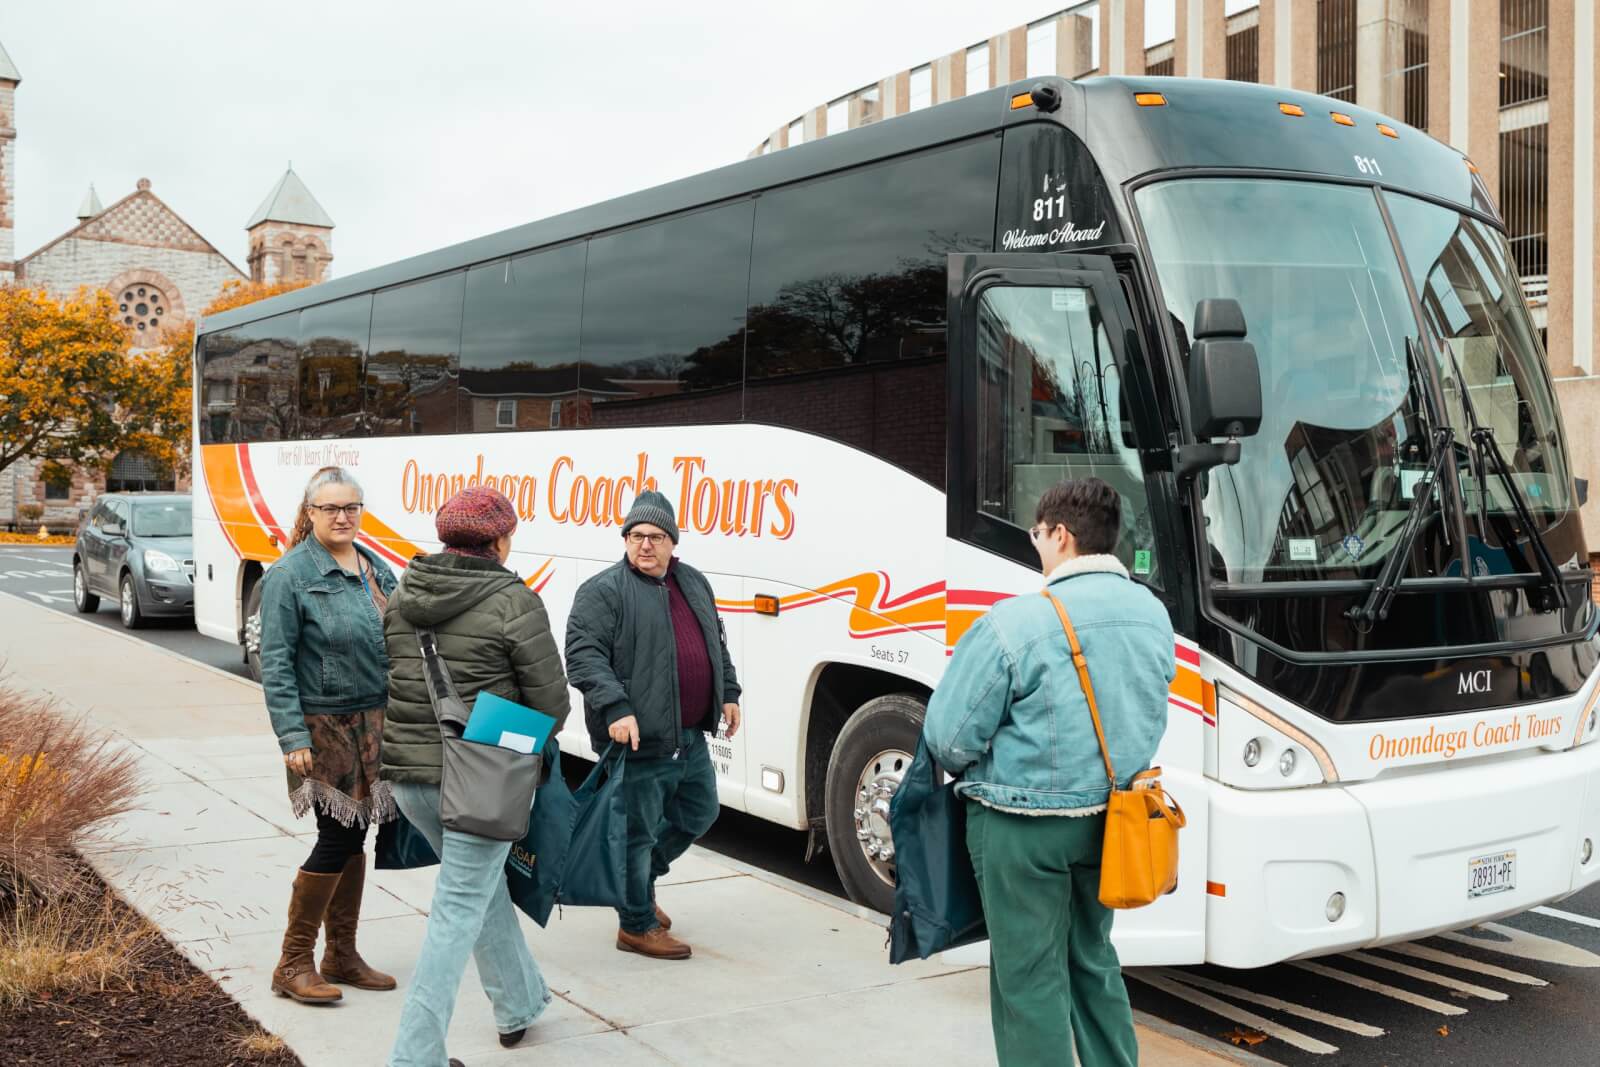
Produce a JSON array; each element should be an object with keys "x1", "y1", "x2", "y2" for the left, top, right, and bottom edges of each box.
[
  {"x1": 259, "y1": 466, "x2": 399, "y2": 1006},
  {"x1": 924, "y1": 477, "x2": 1175, "y2": 1067}
]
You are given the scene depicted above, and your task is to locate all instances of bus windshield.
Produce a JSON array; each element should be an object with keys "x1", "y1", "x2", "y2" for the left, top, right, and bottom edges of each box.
[{"x1": 1139, "y1": 178, "x2": 1444, "y2": 584}]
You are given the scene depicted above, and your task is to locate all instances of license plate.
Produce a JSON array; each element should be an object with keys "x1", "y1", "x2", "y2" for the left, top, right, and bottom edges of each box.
[{"x1": 1468, "y1": 850, "x2": 1516, "y2": 899}]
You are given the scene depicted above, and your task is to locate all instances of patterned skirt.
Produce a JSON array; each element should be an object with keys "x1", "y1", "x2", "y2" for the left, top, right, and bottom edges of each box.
[{"x1": 286, "y1": 706, "x2": 397, "y2": 828}]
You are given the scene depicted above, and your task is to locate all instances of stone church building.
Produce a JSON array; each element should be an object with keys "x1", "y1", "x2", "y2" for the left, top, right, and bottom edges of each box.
[{"x1": 0, "y1": 38, "x2": 337, "y2": 530}]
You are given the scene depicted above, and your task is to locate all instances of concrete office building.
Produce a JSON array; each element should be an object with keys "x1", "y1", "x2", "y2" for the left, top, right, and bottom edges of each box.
[{"x1": 754, "y1": 1, "x2": 1600, "y2": 531}]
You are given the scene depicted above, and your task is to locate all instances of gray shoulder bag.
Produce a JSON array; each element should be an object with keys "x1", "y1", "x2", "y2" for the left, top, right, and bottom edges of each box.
[{"x1": 417, "y1": 627, "x2": 541, "y2": 841}]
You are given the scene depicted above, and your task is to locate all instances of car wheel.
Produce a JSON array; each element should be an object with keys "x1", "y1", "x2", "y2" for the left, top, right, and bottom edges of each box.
[
  {"x1": 243, "y1": 579, "x2": 264, "y2": 682},
  {"x1": 119, "y1": 574, "x2": 145, "y2": 630},
  {"x1": 824, "y1": 693, "x2": 926, "y2": 914},
  {"x1": 73, "y1": 562, "x2": 100, "y2": 613}
]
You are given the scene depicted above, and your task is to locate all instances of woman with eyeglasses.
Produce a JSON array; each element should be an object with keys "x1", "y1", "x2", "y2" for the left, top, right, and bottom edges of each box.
[{"x1": 259, "y1": 465, "x2": 400, "y2": 1005}]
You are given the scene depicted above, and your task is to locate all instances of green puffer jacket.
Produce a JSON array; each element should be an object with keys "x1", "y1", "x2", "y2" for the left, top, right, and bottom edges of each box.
[
  {"x1": 380, "y1": 553, "x2": 570, "y2": 785},
  {"x1": 565, "y1": 557, "x2": 740, "y2": 760}
]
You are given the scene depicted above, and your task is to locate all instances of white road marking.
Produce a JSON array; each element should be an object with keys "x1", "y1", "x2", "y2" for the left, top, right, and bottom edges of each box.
[
  {"x1": 1129, "y1": 971, "x2": 1341, "y2": 1055},
  {"x1": 1288, "y1": 959, "x2": 1468, "y2": 1016},
  {"x1": 23, "y1": 591, "x2": 72, "y2": 605},
  {"x1": 1153, "y1": 968, "x2": 1385, "y2": 1037},
  {"x1": 1345, "y1": 950, "x2": 1508, "y2": 1000},
  {"x1": 1442, "y1": 923, "x2": 1600, "y2": 968},
  {"x1": 1382, "y1": 943, "x2": 1548, "y2": 987},
  {"x1": 1531, "y1": 906, "x2": 1600, "y2": 931}
]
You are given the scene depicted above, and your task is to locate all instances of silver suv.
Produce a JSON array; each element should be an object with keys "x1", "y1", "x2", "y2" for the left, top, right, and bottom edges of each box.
[{"x1": 72, "y1": 493, "x2": 195, "y2": 628}]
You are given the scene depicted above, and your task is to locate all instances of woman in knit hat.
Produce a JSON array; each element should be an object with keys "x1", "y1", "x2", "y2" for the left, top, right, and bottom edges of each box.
[{"x1": 380, "y1": 486, "x2": 570, "y2": 1066}]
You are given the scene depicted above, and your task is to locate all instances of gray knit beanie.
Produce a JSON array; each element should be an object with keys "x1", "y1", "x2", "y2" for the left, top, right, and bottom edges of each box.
[{"x1": 622, "y1": 489, "x2": 679, "y2": 543}]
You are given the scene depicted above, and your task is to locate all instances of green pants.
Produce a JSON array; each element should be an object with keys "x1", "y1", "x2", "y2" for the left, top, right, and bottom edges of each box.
[
  {"x1": 618, "y1": 728, "x2": 720, "y2": 934},
  {"x1": 966, "y1": 800, "x2": 1138, "y2": 1067}
]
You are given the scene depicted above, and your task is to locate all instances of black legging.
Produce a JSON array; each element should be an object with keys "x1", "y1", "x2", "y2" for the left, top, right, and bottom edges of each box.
[{"x1": 301, "y1": 809, "x2": 370, "y2": 874}]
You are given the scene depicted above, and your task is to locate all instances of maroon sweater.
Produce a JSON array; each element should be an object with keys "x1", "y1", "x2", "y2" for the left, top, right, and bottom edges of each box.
[{"x1": 666, "y1": 567, "x2": 715, "y2": 728}]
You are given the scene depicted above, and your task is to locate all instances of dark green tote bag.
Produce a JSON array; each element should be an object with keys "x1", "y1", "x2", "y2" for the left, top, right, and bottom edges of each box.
[
  {"x1": 887, "y1": 737, "x2": 988, "y2": 964},
  {"x1": 504, "y1": 740, "x2": 628, "y2": 925},
  {"x1": 374, "y1": 809, "x2": 441, "y2": 870}
]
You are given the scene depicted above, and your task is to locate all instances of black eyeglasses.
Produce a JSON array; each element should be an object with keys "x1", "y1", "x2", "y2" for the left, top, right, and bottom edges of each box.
[
  {"x1": 626, "y1": 532, "x2": 668, "y2": 546},
  {"x1": 1029, "y1": 522, "x2": 1066, "y2": 542},
  {"x1": 309, "y1": 503, "x2": 364, "y2": 518}
]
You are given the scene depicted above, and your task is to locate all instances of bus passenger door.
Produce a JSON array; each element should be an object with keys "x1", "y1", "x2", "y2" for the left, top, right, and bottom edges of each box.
[{"x1": 945, "y1": 253, "x2": 1207, "y2": 965}]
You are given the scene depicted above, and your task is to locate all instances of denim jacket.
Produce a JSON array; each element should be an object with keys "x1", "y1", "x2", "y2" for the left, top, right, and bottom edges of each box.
[
  {"x1": 259, "y1": 537, "x2": 398, "y2": 754},
  {"x1": 923, "y1": 555, "x2": 1176, "y2": 814}
]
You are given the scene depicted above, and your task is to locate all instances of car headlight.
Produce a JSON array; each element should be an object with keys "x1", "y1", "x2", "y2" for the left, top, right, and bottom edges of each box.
[{"x1": 144, "y1": 549, "x2": 180, "y2": 573}]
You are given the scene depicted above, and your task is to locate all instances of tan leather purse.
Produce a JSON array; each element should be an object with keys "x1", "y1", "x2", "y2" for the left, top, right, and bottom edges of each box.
[{"x1": 1044, "y1": 590, "x2": 1186, "y2": 909}]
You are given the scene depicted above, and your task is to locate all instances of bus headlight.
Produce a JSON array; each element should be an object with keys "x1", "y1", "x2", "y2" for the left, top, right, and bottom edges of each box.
[{"x1": 1216, "y1": 687, "x2": 1336, "y2": 790}]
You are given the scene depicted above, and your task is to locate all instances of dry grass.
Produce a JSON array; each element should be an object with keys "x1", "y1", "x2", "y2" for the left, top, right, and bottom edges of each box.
[
  {"x1": 0, "y1": 884, "x2": 159, "y2": 1011},
  {"x1": 234, "y1": 1032, "x2": 289, "y2": 1057},
  {"x1": 0, "y1": 678, "x2": 145, "y2": 897}
]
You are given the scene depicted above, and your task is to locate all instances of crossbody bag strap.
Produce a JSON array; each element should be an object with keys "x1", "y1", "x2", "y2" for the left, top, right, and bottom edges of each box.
[
  {"x1": 1043, "y1": 590, "x2": 1117, "y2": 788},
  {"x1": 416, "y1": 627, "x2": 469, "y2": 734}
]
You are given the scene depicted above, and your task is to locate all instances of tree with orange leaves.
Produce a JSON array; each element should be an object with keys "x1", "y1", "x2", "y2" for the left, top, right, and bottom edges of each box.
[{"x1": 0, "y1": 286, "x2": 171, "y2": 480}]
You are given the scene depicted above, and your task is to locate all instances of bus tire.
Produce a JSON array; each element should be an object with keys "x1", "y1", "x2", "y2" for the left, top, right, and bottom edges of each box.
[
  {"x1": 243, "y1": 579, "x2": 264, "y2": 683},
  {"x1": 824, "y1": 693, "x2": 925, "y2": 914}
]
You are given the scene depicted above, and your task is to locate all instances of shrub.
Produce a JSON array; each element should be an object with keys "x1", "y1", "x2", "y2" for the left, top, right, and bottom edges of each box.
[
  {"x1": 0, "y1": 679, "x2": 144, "y2": 899},
  {"x1": 0, "y1": 883, "x2": 158, "y2": 1011}
]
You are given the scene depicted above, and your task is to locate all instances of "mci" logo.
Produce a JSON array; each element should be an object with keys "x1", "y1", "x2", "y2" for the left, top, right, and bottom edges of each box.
[{"x1": 1458, "y1": 669, "x2": 1494, "y2": 695}]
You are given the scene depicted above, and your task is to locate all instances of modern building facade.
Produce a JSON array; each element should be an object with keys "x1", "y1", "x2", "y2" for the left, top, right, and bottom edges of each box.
[{"x1": 754, "y1": 0, "x2": 1600, "y2": 533}]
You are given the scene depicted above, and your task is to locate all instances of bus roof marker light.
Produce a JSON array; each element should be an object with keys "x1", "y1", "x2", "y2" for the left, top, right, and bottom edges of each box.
[
  {"x1": 1134, "y1": 92, "x2": 1167, "y2": 107},
  {"x1": 1331, "y1": 112, "x2": 1356, "y2": 127},
  {"x1": 1009, "y1": 92, "x2": 1034, "y2": 110},
  {"x1": 1377, "y1": 123, "x2": 1399, "y2": 139},
  {"x1": 1278, "y1": 102, "x2": 1306, "y2": 117},
  {"x1": 1466, "y1": 158, "x2": 1481, "y2": 174}
]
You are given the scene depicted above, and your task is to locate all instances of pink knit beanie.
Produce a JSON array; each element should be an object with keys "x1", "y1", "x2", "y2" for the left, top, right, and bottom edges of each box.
[{"x1": 436, "y1": 487, "x2": 517, "y2": 559}]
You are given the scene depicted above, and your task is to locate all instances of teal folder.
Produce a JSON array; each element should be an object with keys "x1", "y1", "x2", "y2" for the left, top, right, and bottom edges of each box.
[{"x1": 463, "y1": 691, "x2": 558, "y2": 754}]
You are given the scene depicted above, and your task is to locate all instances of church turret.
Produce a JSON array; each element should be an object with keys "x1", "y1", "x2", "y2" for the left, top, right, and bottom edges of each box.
[
  {"x1": 0, "y1": 39, "x2": 20, "y2": 283},
  {"x1": 245, "y1": 165, "x2": 334, "y2": 284},
  {"x1": 76, "y1": 183, "x2": 103, "y2": 222}
]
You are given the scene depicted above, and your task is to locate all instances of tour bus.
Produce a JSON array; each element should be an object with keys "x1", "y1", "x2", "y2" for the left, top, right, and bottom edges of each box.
[{"x1": 192, "y1": 74, "x2": 1600, "y2": 968}]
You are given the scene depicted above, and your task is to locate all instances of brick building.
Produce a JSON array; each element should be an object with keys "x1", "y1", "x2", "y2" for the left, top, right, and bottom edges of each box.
[{"x1": 0, "y1": 38, "x2": 336, "y2": 530}]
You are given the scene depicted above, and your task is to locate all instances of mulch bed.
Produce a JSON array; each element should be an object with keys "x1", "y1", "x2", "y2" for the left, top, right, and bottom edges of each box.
[{"x1": 0, "y1": 865, "x2": 303, "y2": 1066}]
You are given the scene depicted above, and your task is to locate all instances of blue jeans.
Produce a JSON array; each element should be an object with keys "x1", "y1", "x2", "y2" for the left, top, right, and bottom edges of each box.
[{"x1": 388, "y1": 783, "x2": 551, "y2": 1067}]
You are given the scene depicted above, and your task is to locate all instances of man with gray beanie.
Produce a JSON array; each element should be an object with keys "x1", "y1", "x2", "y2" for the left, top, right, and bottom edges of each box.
[{"x1": 564, "y1": 489, "x2": 741, "y2": 960}]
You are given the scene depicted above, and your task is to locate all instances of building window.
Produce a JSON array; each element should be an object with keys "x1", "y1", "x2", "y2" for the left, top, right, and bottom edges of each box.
[
  {"x1": 1146, "y1": 54, "x2": 1175, "y2": 77},
  {"x1": 43, "y1": 473, "x2": 71, "y2": 500},
  {"x1": 856, "y1": 85, "x2": 881, "y2": 125},
  {"x1": 549, "y1": 399, "x2": 562, "y2": 428},
  {"x1": 1501, "y1": 0, "x2": 1548, "y2": 106},
  {"x1": 788, "y1": 119, "x2": 803, "y2": 147},
  {"x1": 1382, "y1": 3, "x2": 1429, "y2": 128},
  {"x1": 1226, "y1": 24, "x2": 1260, "y2": 83},
  {"x1": 965, "y1": 44, "x2": 989, "y2": 94},
  {"x1": 826, "y1": 97, "x2": 848, "y2": 137},
  {"x1": 1027, "y1": 20, "x2": 1056, "y2": 78},
  {"x1": 1317, "y1": 0, "x2": 1357, "y2": 103},
  {"x1": 118, "y1": 283, "x2": 168, "y2": 336},
  {"x1": 909, "y1": 65, "x2": 932, "y2": 111},
  {"x1": 497, "y1": 398, "x2": 517, "y2": 428}
]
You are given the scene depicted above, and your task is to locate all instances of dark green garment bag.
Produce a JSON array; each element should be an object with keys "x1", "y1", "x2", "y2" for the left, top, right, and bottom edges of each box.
[{"x1": 888, "y1": 737, "x2": 989, "y2": 964}]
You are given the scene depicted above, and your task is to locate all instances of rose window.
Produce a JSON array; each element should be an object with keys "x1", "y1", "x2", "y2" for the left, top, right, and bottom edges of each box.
[{"x1": 119, "y1": 285, "x2": 167, "y2": 333}]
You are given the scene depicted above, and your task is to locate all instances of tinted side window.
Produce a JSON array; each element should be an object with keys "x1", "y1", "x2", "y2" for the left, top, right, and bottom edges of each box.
[
  {"x1": 460, "y1": 243, "x2": 585, "y2": 432},
  {"x1": 580, "y1": 200, "x2": 753, "y2": 428},
  {"x1": 367, "y1": 272, "x2": 464, "y2": 436},
  {"x1": 199, "y1": 312, "x2": 300, "y2": 444},
  {"x1": 745, "y1": 137, "x2": 999, "y2": 488},
  {"x1": 298, "y1": 295, "x2": 371, "y2": 438}
]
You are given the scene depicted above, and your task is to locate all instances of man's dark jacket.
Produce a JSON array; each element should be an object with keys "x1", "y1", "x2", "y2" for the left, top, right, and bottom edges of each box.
[
  {"x1": 565, "y1": 557, "x2": 740, "y2": 760},
  {"x1": 381, "y1": 553, "x2": 570, "y2": 785}
]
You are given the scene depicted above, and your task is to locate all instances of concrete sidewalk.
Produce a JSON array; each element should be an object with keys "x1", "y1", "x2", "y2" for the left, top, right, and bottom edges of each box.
[{"x1": 0, "y1": 594, "x2": 1245, "y2": 1067}]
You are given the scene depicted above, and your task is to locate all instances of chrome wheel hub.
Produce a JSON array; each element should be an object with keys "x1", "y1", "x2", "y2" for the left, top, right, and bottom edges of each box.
[
  {"x1": 852, "y1": 747, "x2": 911, "y2": 888},
  {"x1": 120, "y1": 582, "x2": 134, "y2": 623},
  {"x1": 244, "y1": 612, "x2": 262, "y2": 657},
  {"x1": 74, "y1": 569, "x2": 85, "y2": 605}
]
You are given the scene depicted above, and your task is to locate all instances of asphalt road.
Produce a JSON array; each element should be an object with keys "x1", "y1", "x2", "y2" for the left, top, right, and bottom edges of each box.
[{"x1": 9, "y1": 543, "x2": 1600, "y2": 1064}]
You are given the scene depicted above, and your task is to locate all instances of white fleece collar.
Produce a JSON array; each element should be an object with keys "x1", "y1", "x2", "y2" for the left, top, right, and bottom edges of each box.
[{"x1": 1046, "y1": 554, "x2": 1129, "y2": 583}]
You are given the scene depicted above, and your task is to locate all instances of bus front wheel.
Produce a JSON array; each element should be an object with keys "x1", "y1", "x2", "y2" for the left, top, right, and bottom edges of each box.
[{"x1": 824, "y1": 693, "x2": 925, "y2": 914}]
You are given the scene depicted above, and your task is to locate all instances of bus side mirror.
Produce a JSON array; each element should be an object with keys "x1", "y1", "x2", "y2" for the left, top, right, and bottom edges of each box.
[{"x1": 1173, "y1": 299, "x2": 1263, "y2": 480}]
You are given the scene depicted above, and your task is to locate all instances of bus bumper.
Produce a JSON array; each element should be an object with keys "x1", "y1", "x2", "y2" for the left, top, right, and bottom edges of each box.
[{"x1": 1204, "y1": 739, "x2": 1600, "y2": 969}]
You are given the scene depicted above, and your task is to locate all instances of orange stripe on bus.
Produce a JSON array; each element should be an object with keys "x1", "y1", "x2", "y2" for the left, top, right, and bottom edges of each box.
[
  {"x1": 200, "y1": 445, "x2": 282, "y2": 563},
  {"x1": 1206, "y1": 881, "x2": 1227, "y2": 897}
]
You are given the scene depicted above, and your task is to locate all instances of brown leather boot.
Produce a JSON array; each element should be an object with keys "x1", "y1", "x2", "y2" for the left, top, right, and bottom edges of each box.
[
  {"x1": 271, "y1": 870, "x2": 343, "y2": 1003},
  {"x1": 654, "y1": 902, "x2": 672, "y2": 931},
  {"x1": 616, "y1": 926, "x2": 692, "y2": 960},
  {"x1": 320, "y1": 854, "x2": 397, "y2": 990}
]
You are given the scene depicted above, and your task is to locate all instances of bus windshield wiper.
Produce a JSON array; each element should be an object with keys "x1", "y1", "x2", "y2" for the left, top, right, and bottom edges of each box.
[
  {"x1": 1346, "y1": 426, "x2": 1454, "y2": 630},
  {"x1": 1469, "y1": 425, "x2": 1569, "y2": 612}
]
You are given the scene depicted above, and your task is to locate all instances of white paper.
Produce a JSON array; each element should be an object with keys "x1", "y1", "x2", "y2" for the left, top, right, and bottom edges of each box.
[
  {"x1": 1288, "y1": 538, "x2": 1317, "y2": 562},
  {"x1": 497, "y1": 730, "x2": 537, "y2": 754}
]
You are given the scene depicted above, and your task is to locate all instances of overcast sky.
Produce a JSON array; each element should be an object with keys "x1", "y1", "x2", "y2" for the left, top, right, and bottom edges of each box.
[{"x1": 4, "y1": 1, "x2": 1205, "y2": 284}]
